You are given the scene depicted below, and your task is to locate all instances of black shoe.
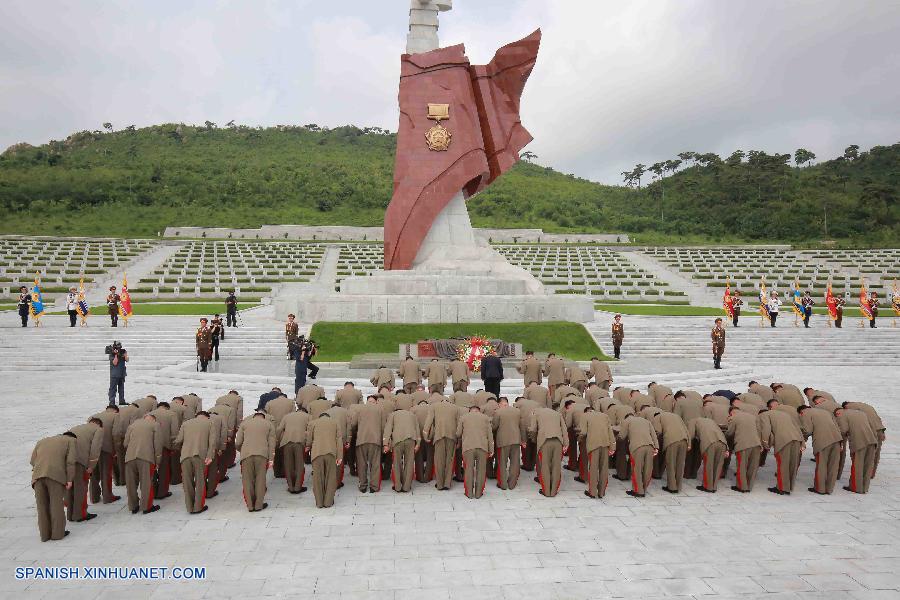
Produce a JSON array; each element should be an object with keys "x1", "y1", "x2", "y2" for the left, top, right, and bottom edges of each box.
[
  {"x1": 337, "y1": 482, "x2": 344, "y2": 489},
  {"x1": 192, "y1": 506, "x2": 209, "y2": 514},
  {"x1": 730, "y1": 486, "x2": 744, "y2": 493},
  {"x1": 808, "y1": 487, "x2": 827, "y2": 495},
  {"x1": 309, "y1": 374, "x2": 317, "y2": 380},
  {"x1": 369, "y1": 488, "x2": 378, "y2": 493},
  {"x1": 105, "y1": 495, "x2": 121, "y2": 504},
  {"x1": 662, "y1": 487, "x2": 679, "y2": 494},
  {"x1": 157, "y1": 492, "x2": 172, "y2": 499},
  {"x1": 220, "y1": 476, "x2": 230, "y2": 482},
  {"x1": 574, "y1": 477, "x2": 585, "y2": 483},
  {"x1": 696, "y1": 485, "x2": 709, "y2": 492},
  {"x1": 538, "y1": 490, "x2": 547, "y2": 496},
  {"x1": 563, "y1": 465, "x2": 577, "y2": 472},
  {"x1": 143, "y1": 505, "x2": 160, "y2": 514},
  {"x1": 257, "y1": 503, "x2": 269, "y2": 511},
  {"x1": 63, "y1": 530, "x2": 71, "y2": 537},
  {"x1": 584, "y1": 491, "x2": 595, "y2": 498},
  {"x1": 207, "y1": 491, "x2": 219, "y2": 499},
  {"x1": 768, "y1": 486, "x2": 785, "y2": 495},
  {"x1": 81, "y1": 513, "x2": 98, "y2": 521},
  {"x1": 131, "y1": 508, "x2": 139, "y2": 514},
  {"x1": 843, "y1": 486, "x2": 859, "y2": 493},
  {"x1": 297, "y1": 486, "x2": 307, "y2": 493},
  {"x1": 533, "y1": 476, "x2": 540, "y2": 483},
  {"x1": 359, "y1": 487, "x2": 367, "y2": 493},
  {"x1": 626, "y1": 490, "x2": 645, "y2": 498}
]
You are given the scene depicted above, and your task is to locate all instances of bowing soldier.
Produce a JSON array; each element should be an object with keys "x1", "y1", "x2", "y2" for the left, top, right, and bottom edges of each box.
[
  {"x1": 66, "y1": 419, "x2": 103, "y2": 522},
  {"x1": 148, "y1": 402, "x2": 178, "y2": 500},
  {"x1": 123, "y1": 414, "x2": 163, "y2": 514},
  {"x1": 764, "y1": 402, "x2": 805, "y2": 495},
  {"x1": 31, "y1": 432, "x2": 76, "y2": 541},
  {"x1": 449, "y1": 357, "x2": 471, "y2": 392},
  {"x1": 529, "y1": 406, "x2": 568, "y2": 497},
  {"x1": 383, "y1": 408, "x2": 420, "y2": 492},
  {"x1": 726, "y1": 407, "x2": 762, "y2": 492},
  {"x1": 492, "y1": 397, "x2": 524, "y2": 490},
  {"x1": 842, "y1": 401, "x2": 885, "y2": 477},
  {"x1": 353, "y1": 395, "x2": 386, "y2": 493},
  {"x1": 307, "y1": 413, "x2": 343, "y2": 508},
  {"x1": 456, "y1": 406, "x2": 494, "y2": 499},
  {"x1": 411, "y1": 400, "x2": 434, "y2": 483},
  {"x1": 398, "y1": 355, "x2": 421, "y2": 394},
  {"x1": 276, "y1": 408, "x2": 310, "y2": 494},
  {"x1": 835, "y1": 407, "x2": 877, "y2": 494},
  {"x1": 423, "y1": 358, "x2": 449, "y2": 394},
  {"x1": 173, "y1": 411, "x2": 218, "y2": 514},
  {"x1": 566, "y1": 363, "x2": 588, "y2": 394},
  {"x1": 424, "y1": 395, "x2": 462, "y2": 490},
  {"x1": 797, "y1": 405, "x2": 842, "y2": 494},
  {"x1": 235, "y1": 411, "x2": 275, "y2": 512},
  {"x1": 578, "y1": 407, "x2": 615, "y2": 498},
  {"x1": 653, "y1": 410, "x2": 689, "y2": 493},
  {"x1": 369, "y1": 365, "x2": 395, "y2": 391},
  {"x1": 516, "y1": 350, "x2": 543, "y2": 387},
  {"x1": 88, "y1": 405, "x2": 120, "y2": 504},
  {"x1": 587, "y1": 356, "x2": 613, "y2": 390},
  {"x1": 688, "y1": 416, "x2": 728, "y2": 493},
  {"x1": 264, "y1": 393, "x2": 295, "y2": 478},
  {"x1": 543, "y1": 353, "x2": 566, "y2": 401},
  {"x1": 618, "y1": 414, "x2": 659, "y2": 497}
]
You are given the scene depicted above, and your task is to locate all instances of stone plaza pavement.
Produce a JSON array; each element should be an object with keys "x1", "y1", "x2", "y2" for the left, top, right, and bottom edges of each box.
[{"x1": 0, "y1": 314, "x2": 898, "y2": 599}]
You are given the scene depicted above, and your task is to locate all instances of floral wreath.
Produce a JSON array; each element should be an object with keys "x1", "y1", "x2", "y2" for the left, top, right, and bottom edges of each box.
[{"x1": 456, "y1": 336, "x2": 495, "y2": 373}]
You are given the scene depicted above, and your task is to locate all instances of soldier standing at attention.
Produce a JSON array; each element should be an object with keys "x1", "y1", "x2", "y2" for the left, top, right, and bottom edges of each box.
[
  {"x1": 398, "y1": 355, "x2": 421, "y2": 394},
  {"x1": 225, "y1": 290, "x2": 238, "y2": 327},
  {"x1": 611, "y1": 314, "x2": 624, "y2": 359},
  {"x1": 383, "y1": 408, "x2": 420, "y2": 493},
  {"x1": 449, "y1": 357, "x2": 471, "y2": 392},
  {"x1": 210, "y1": 314, "x2": 224, "y2": 361},
  {"x1": 711, "y1": 318, "x2": 726, "y2": 370},
  {"x1": 66, "y1": 419, "x2": 103, "y2": 523},
  {"x1": 307, "y1": 413, "x2": 343, "y2": 508},
  {"x1": 869, "y1": 291, "x2": 879, "y2": 328},
  {"x1": 235, "y1": 411, "x2": 275, "y2": 512},
  {"x1": 619, "y1": 414, "x2": 658, "y2": 497},
  {"x1": 353, "y1": 395, "x2": 386, "y2": 493},
  {"x1": 835, "y1": 406, "x2": 877, "y2": 494},
  {"x1": 797, "y1": 405, "x2": 842, "y2": 494},
  {"x1": 578, "y1": 406, "x2": 615, "y2": 498},
  {"x1": 543, "y1": 353, "x2": 566, "y2": 401},
  {"x1": 801, "y1": 291, "x2": 815, "y2": 328},
  {"x1": 276, "y1": 407, "x2": 310, "y2": 494},
  {"x1": 285, "y1": 314, "x2": 299, "y2": 359},
  {"x1": 456, "y1": 406, "x2": 494, "y2": 499},
  {"x1": 587, "y1": 356, "x2": 612, "y2": 390},
  {"x1": 196, "y1": 318, "x2": 213, "y2": 372},
  {"x1": 173, "y1": 410, "x2": 217, "y2": 514},
  {"x1": 123, "y1": 414, "x2": 162, "y2": 514},
  {"x1": 688, "y1": 416, "x2": 728, "y2": 493},
  {"x1": 732, "y1": 290, "x2": 743, "y2": 326},
  {"x1": 17, "y1": 285, "x2": 31, "y2": 327},
  {"x1": 106, "y1": 286, "x2": 121, "y2": 327},
  {"x1": 834, "y1": 294, "x2": 845, "y2": 328},
  {"x1": 492, "y1": 398, "x2": 523, "y2": 490},
  {"x1": 726, "y1": 407, "x2": 762, "y2": 493},
  {"x1": 31, "y1": 432, "x2": 76, "y2": 541},
  {"x1": 516, "y1": 350, "x2": 542, "y2": 387},
  {"x1": 529, "y1": 406, "x2": 568, "y2": 497}
]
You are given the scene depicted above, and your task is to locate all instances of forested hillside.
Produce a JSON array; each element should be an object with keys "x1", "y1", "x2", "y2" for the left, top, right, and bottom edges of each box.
[{"x1": 0, "y1": 123, "x2": 896, "y2": 244}]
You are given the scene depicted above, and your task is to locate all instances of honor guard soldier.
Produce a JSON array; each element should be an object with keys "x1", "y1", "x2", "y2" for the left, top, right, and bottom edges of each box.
[
  {"x1": 711, "y1": 318, "x2": 726, "y2": 369},
  {"x1": 210, "y1": 314, "x2": 224, "y2": 360},
  {"x1": 834, "y1": 294, "x2": 845, "y2": 327},
  {"x1": 529, "y1": 406, "x2": 568, "y2": 497},
  {"x1": 17, "y1": 285, "x2": 31, "y2": 327},
  {"x1": 235, "y1": 411, "x2": 276, "y2": 512},
  {"x1": 173, "y1": 411, "x2": 218, "y2": 514},
  {"x1": 516, "y1": 350, "x2": 542, "y2": 387},
  {"x1": 106, "y1": 286, "x2": 121, "y2": 327},
  {"x1": 797, "y1": 405, "x2": 842, "y2": 494},
  {"x1": 578, "y1": 407, "x2": 615, "y2": 498},
  {"x1": 225, "y1": 290, "x2": 238, "y2": 327},
  {"x1": 66, "y1": 419, "x2": 103, "y2": 522},
  {"x1": 611, "y1": 314, "x2": 625, "y2": 359},
  {"x1": 31, "y1": 432, "x2": 76, "y2": 541},
  {"x1": 307, "y1": 413, "x2": 343, "y2": 508},
  {"x1": 732, "y1": 290, "x2": 743, "y2": 326},
  {"x1": 383, "y1": 408, "x2": 420, "y2": 492},
  {"x1": 449, "y1": 356, "x2": 471, "y2": 392},
  {"x1": 869, "y1": 291, "x2": 879, "y2": 328},
  {"x1": 123, "y1": 414, "x2": 163, "y2": 514},
  {"x1": 196, "y1": 318, "x2": 213, "y2": 372},
  {"x1": 456, "y1": 406, "x2": 494, "y2": 499},
  {"x1": 277, "y1": 408, "x2": 310, "y2": 494},
  {"x1": 801, "y1": 291, "x2": 815, "y2": 327},
  {"x1": 285, "y1": 314, "x2": 299, "y2": 359}
]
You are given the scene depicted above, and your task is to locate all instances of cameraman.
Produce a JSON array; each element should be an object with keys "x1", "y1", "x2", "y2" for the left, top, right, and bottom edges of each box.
[
  {"x1": 106, "y1": 342, "x2": 128, "y2": 407},
  {"x1": 293, "y1": 337, "x2": 319, "y2": 393}
]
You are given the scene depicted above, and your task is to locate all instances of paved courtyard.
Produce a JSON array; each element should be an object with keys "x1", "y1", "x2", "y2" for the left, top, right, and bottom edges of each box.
[{"x1": 1, "y1": 312, "x2": 897, "y2": 599}]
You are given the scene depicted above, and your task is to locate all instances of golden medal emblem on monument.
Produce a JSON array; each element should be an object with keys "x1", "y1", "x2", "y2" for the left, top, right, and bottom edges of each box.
[{"x1": 425, "y1": 103, "x2": 452, "y2": 151}]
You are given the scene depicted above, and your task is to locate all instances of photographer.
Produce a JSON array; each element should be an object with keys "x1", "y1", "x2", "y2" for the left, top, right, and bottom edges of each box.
[
  {"x1": 106, "y1": 342, "x2": 128, "y2": 407},
  {"x1": 293, "y1": 337, "x2": 320, "y2": 393}
]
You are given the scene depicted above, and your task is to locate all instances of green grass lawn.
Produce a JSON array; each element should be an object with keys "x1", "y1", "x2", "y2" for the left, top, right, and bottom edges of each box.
[
  {"x1": 309, "y1": 321, "x2": 606, "y2": 362},
  {"x1": 47, "y1": 303, "x2": 260, "y2": 316},
  {"x1": 0, "y1": 304, "x2": 17, "y2": 311}
]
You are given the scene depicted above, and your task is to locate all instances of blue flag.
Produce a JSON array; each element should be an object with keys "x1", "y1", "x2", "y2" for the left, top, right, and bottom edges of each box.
[{"x1": 30, "y1": 277, "x2": 45, "y2": 317}]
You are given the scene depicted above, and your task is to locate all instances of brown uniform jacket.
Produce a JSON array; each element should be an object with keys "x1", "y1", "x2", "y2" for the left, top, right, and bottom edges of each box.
[
  {"x1": 113, "y1": 404, "x2": 142, "y2": 439},
  {"x1": 517, "y1": 356, "x2": 543, "y2": 386},
  {"x1": 654, "y1": 411, "x2": 689, "y2": 451},
  {"x1": 579, "y1": 411, "x2": 615, "y2": 452},
  {"x1": 837, "y1": 409, "x2": 877, "y2": 452},
  {"x1": 149, "y1": 407, "x2": 178, "y2": 449},
  {"x1": 566, "y1": 365, "x2": 588, "y2": 385},
  {"x1": 426, "y1": 391, "x2": 447, "y2": 405},
  {"x1": 394, "y1": 393, "x2": 414, "y2": 412},
  {"x1": 523, "y1": 385, "x2": 550, "y2": 408},
  {"x1": 235, "y1": 415, "x2": 276, "y2": 461},
  {"x1": 767, "y1": 409, "x2": 804, "y2": 453},
  {"x1": 208, "y1": 405, "x2": 234, "y2": 444},
  {"x1": 398, "y1": 359, "x2": 421, "y2": 385},
  {"x1": 457, "y1": 412, "x2": 494, "y2": 454},
  {"x1": 324, "y1": 406, "x2": 350, "y2": 442},
  {"x1": 353, "y1": 402, "x2": 387, "y2": 446},
  {"x1": 134, "y1": 396, "x2": 158, "y2": 415},
  {"x1": 335, "y1": 387, "x2": 363, "y2": 408},
  {"x1": 182, "y1": 393, "x2": 202, "y2": 419},
  {"x1": 68, "y1": 423, "x2": 102, "y2": 470},
  {"x1": 631, "y1": 393, "x2": 654, "y2": 413},
  {"x1": 738, "y1": 392, "x2": 766, "y2": 408},
  {"x1": 648, "y1": 383, "x2": 673, "y2": 407},
  {"x1": 384, "y1": 410, "x2": 421, "y2": 446},
  {"x1": 277, "y1": 411, "x2": 311, "y2": 447},
  {"x1": 675, "y1": 396, "x2": 704, "y2": 425},
  {"x1": 307, "y1": 416, "x2": 342, "y2": 461},
  {"x1": 296, "y1": 384, "x2": 325, "y2": 411},
  {"x1": 215, "y1": 393, "x2": 243, "y2": 429},
  {"x1": 493, "y1": 406, "x2": 524, "y2": 447},
  {"x1": 450, "y1": 359, "x2": 470, "y2": 385},
  {"x1": 90, "y1": 409, "x2": 118, "y2": 454},
  {"x1": 308, "y1": 399, "x2": 332, "y2": 421},
  {"x1": 554, "y1": 384, "x2": 579, "y2": 406},
  {"x1": 843, "y1": 402, "x2": 885, "y2": 434},
  {"x1": 529, "y1": 407, "x2": 567, "y2": 449},
  {"x1": 31, "y1": 435, "x2": 76, "y2": 485},
  {"x1": 607, "y1": 403, "x2": 635, "y2": 428},
  {"x1": 424, "y1": 361, "x2": 449, "y2": 387},
  {"x1": 726, "y1": 412, "x2": 763, "y2": 453},
  {"x1": 450, "y1": 391, "x2": 475, "y2": 409},
  {"x1": 687, "y1": 417, "x2": 727, "y2": 454},
  {"x1": 174, "y1": 417, "x2": 218, "y2": 462},
  {"x1": 265, "y1": 395, "x2": 295, "y2": 426},
  {"x1": 370, "y1": 367, "x2": 395, "y2": 389},
  {"x1": 588, "y1": 359, "x2": 612, "y2": 384},
  {"x1": 618, "y1": 416, "x2": 659, "y2": 452},
  {"x1": 585, "y1": 386, "x2": 610, "y2": 410},
  {"x1": 411, "y1": 402, "x2": 431, "y2": 437},
  {"x1": 799, "y1": 408, "x2": 843, "y2": 453},
  {"x1": 543, "y1": 357, "x2": 566, "y2": 387},
  {"x1": 124, "y1": 418, "x2": 162, "y2": 464},
  {"x1": 703, "y1": 402, "x2": 730, "y2": 428},
  {"x1": 749, "y1": 383, "x2": 775, "y2": 402},
  {"x1": 474, "y1": 390, "x2": 496, "y2": 407},
  {"x1": 775, "y1": 384, "x2": 805, "y2": 408},
  {"x1": 425, "y1": 401, "x2": 462, "y2": 442}
]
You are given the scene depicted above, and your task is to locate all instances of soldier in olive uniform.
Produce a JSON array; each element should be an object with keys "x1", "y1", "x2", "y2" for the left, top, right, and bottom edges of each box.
[
  {"x1": 726, "y1": 407, "x2": 762, "y2": 492},
  {"x1": 423, "y1": 358, "x2": 449, "y2": 394},
  {"x1": 66, "y1": 419, "x2": 103, "y2": 522},
  {"x1": 619, "y1": 414, "x2": 659, "y2": 497},
  {"x1": 493, "y1": 398, "x2": 524, "y2": 490},
  {"x1": 517, "y1": 350, "x2": 543, "y2": 387},
  {"x1": 798, "y1": 405, "x2": 842, "y2": 494},
  {"x1": 424, "y1": 395, "x2": 462, "y2": 490},
  {"x1": 765, "y1": 400, "x2": 805, "y2": 495},
  {"x1": 285, "y1": 314, "x2": 300, "y2": 359},
  {"x1": 276, "y1": 408, "x2": 310, "y2": 493},
  {"x1": 529, "y1": 406, "x2": 568, "y2": 497},
  {"x1": 398, "y1": 356, "x2": 422, "y2": 394},
  {"x1": 106, "y1": 286, "x2": 121, "y2": 327},
  {"x1": 196, "y1": 318, "x2": 213, "y2": 372},
  {"x1": 89, "y1": 405, "x2": 121, "y2": 504},
  {"x1": 235, "y1": 411, "x2": 276, "y2": 512},
  {"x1": 578, "y1": 407, "x2": 615, "y2": 498},
  {"x1": 835, "y1": 407, "x2": 878, "y2": 494},
  {"x1": 456, "y1": 406, "x2": 494, "y2": 499},
  {"x1": 449, "y1": 357, "x2": 471, "y2": 392},
  {"x1": 587, "y1": 357, "x2": 612, "y2": 390},
  {"x1": 173, "y1": 411, "x2": 218, "y2": 513},
  {"x1": 353, "y1": 395, "x2": 386, "y2": 493},
  {"x1": 31, "y1": 432, "x2": 76, "y2": 541},
  {"x1": 307, "y1": 413, "x2": 343, "y2": 508},
  {"x1": 123, "y1": 414, "x2": 163, "y2": 514},
  {"x1": 711, "y1": 318, "x2": 726, "y2": 369},
  {"x1": 688, "y1": 416, "x2": 729, "y2": 493},
  {"x1": 611, "y1": 314, "x2": 624, "y2": 359},
  {"x1": 384, "y1": 408, "x2": 420, "y2": 492}
]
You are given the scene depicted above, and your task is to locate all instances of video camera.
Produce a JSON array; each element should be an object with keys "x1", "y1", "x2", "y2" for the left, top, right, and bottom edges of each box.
[{"x1": 105, "y1": 341, "x2": 125, "y2": 356}]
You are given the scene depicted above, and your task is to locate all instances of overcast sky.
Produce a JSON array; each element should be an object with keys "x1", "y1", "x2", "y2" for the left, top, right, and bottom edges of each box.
[{"x1": 2, "y1": 0, "x2": 899, "y2": 184}]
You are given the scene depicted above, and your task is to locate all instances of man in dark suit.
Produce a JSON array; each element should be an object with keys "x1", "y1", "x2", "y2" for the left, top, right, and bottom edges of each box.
[
  {"x1": 480, "y1": 352, "x2": 503, "y2": 398},
  {"x1": 257, "y1": 387, "x2": 284, "y2": 411}
]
